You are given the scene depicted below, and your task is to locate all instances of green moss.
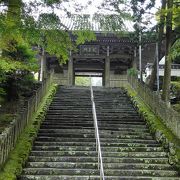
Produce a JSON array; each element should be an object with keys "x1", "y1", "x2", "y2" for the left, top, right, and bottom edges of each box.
[
  {"x1": 0, "y1": 84, "x2": 58, "y2": 180},
  {"x1": 0, "y1": 114, "x2": 16, "y2": 123},
  {"x1": 172, "y1": 103, "x2": 180, "y2": 113},
  {"x1": 125, "y1": 85, "x2": 180, "y2": 168}
]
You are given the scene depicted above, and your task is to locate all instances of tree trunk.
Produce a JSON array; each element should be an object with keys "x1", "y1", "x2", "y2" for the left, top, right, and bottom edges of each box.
[
  {"x1": 148, "y1": 0, "x2": 166, "y2": 90},
  {"x1": 162, "y1": 0, "x2": 173, "y2": 102}
]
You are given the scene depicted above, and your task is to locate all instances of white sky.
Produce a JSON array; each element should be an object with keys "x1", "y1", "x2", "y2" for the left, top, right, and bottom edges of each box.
[
  {"x1": 53, "y1": 0, "x2": 161, "y2": 30},
  {"x1": 1, "y1": 0, "x2": 162, "y2": 30},
  {"x1": 22, "y1": 0, "x2": 161, "y2": 16}
]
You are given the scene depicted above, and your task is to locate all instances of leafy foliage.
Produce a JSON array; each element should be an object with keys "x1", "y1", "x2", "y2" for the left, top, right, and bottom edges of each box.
[
  {"x1": 96, "y1": 0, "x2": 132, "y2": 31},
  {"x1": 73, "y1": 30, "x2": 96, "y2": 45},
  {"x1": 171, "y1": 81, "x2": 180, "y2": 100},
  {"x1": 0, "y1": 84, "x2": 57, "y2": 180},
  {"x1": 127, "y1": 68, "x2": 138, "y2": 76},
  {"x1": 170, "y1": 39, "x2": 180, "y2": 62},
  {"x1": 75, "y1": 77, "x2": 91, "y2": 86}
]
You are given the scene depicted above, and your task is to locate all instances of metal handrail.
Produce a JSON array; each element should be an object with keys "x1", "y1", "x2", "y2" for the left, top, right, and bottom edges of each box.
[{"x1": 90, "y1": 78, "x2": 105, "y2": 180}]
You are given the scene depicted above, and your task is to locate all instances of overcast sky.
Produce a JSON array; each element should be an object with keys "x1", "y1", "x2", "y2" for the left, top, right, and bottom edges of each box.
[
  {"x1": 0, "y1": 0, "x2": 162, "y2": 30},
  {"x1": 22, "y1": 0, "x2": 161, "y2": 16}
]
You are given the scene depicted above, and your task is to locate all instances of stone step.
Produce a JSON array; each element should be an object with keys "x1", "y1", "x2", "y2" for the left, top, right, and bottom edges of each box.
[
  {"x1": 36, "y1": 137, "x2": 157, "y2": 144},
  {"x1": 45, "y1": 114, "x2": 141, "y2": 118},
  {"x1": 45, "y1": 114, "x2": 145, "y2": 123},
  {"x1": 104, "y1": 163, "x2": 175, "y2": 170},
  {"x1": 97, "y1": 109, "x2": 138, "y2": 112},
  {"x1": 51, "y1": 98, "x2": 90, "y2": 100},
  {"x1": 37, "y1": 134, "x2": 154, "y2": 140},
  {"x1": 102, "y1": 151, "x2": 168, "y2": 158},
  {"x1": 97, "y1": 115, "x2": 142, "y2": 119},
  {"x1": 21, "y1": 168, "x2": 178, "y2": 177},
  {"x1": 45, "y1": 116, "x2": 94, "y2": 120},
  {"x1": 103, "y1": 169, "x2": 179, "y2": 177},
  {"x1": 18, "y1": 175, "x2": 100, "y2": 180},
  {"x1": 25, "y1": 162, "x2": 174, "y2": 171},
  {"x1": 46, "y1": 112, "x2": 92, "y2": 115},
  {"x1": 22, "y1": 168, "x2": 99, "y2": 175},
  {"x1": 34, "y1": 141, "x2": 161, "y2": 148},
  {"x1": 30, "y1": 150, "x2": 97, "y2": 157},
  {"x1": 28, "y1": 156, "x2": 97, "y2": 163},
  {"x1": 98, "y1": 123, "x2": 147, "y2": 128},
  {"x1": 49, "y1": 103, "x2": 92, "y2": 106},
  {"x1": 32, "y1": 145, "x2": 164, "y2": 152},
  {"x1": 26, "y1": 162, "x2": 98, "y2": 169},
  {"x1": 30, "y1": 150, "x2": 167, "y2": 158},
  {"x1": 38, "y1": 128, "x2": 95, "y2": 134},
  {"x1": 40, "y1": 125, "x2": 149, "y2": 132},
  {"x1": 48, "y1": 107, "x2": 92, "y2": 110},
  {"x1": 28, "y1": 156, "x2": 169, "y2": 164},
  {"x1": 38, "y1": 127, "x2": 150, "y2": 133},
  {"x1": 38, "y1": 129, "x2": 151, "y2": 135},
  {"x1": 50, "y1": 102, "x2": 91, "y2": 105},
  {"x1": 40, "y1": 123, "x2": 94, "y2": 128},
  {"x1": 35, "y1": 137, "x2": 96, "y2": 142},
  {"x1": 42, "y1": 121, "x2": 146, "y2": 125},
  {"x1": 42, "y1": 121, "x2": 147, "y2": 129},
  {"x1": 32, "y1": 146, "x2": 96, "y2": 151},
  {"x1": 18, "y1": 175, "x2": 180, "y2": 180},
  {"x1": 39, "y1": 125, "x2": 94, "y2": 129},
  {"x1": 104, "y1": 177, "x2": 180, "y2": 180}
]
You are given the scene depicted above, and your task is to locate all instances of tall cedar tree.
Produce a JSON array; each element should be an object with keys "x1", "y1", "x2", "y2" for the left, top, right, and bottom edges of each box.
[{"x1": 162, "y1": 0, "x2": 174, "y2": 102}]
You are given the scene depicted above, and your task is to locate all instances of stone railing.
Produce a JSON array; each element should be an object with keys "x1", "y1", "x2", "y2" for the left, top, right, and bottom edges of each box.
[
  {"x1": 0, "y1": 72, "x2": 53, "y2": 167},
  {"x1": 128, "y1": 75, "x2": 180, "y2": 139}
]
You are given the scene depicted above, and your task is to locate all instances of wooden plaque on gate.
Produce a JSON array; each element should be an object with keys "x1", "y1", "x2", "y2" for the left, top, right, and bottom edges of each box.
[{"x1": 80, "y1": 45, "x2": 99, "y2": 56}]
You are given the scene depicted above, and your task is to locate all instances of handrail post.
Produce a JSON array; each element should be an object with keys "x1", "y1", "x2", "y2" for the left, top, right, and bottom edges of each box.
[{"x1": 90, "y1": 77, "x2": 105, "y2": 180}]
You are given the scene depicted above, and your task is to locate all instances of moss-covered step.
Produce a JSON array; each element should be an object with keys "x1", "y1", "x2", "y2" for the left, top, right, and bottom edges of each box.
[
  {"x1": 33, "y1": 141, "x2": 96, "y2": 147},
  {"x1": 30, "y1": 150, "x2": 97, "y2": 157},
  {"x1": 35, "y1": 136, "x2": 96, "y2": 142},
  {"x1": 26, "y1": 162, "x2": 98, "y2": 169},
  {"x1": 22, "y1": 168, "x2": 99, "y2": 175},
  {"x1": 93, "y1": 88, "x2": 180, "y2": 178},
  {"x1": 104, "y1": 177, "x2": 180, "y2": 180},
  {"x1": 19, "y1": 175, "x2": 100, "y2": 180},
  {"x1": 32, "y1": 146, "x2": 96, "y2": 151},
  {"x1": 28, "y1": 156, "x2": 97, "y2": 163},
  {"x1": 104, "y1": 169, "x2": 179, "y2": 177}
]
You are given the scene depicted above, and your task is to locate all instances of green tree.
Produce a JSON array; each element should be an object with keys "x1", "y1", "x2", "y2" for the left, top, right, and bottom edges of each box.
[
  {"x1": 148, "y1": 0, "x2": 166, "y2": 90},
  {"x1": 162, "y1": 0, "x2": 174, "y2": 102},
  {"x1": 148, "y1": 0, "x2": 180, "y2": 90},
  {"x1": 0, "y1": 0, "x2": 97, "y2": 100},
  {"x1": 75, "y1": 77, "x2": 91, "y2": 86}
]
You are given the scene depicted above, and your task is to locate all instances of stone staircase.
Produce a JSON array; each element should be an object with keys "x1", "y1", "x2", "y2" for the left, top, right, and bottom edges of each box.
[
  {"x1": 93, "y1": 88, "x2": 179, "y2": 179},
  {"x1": 19, "y1": 86, "x2": 180, "y2": 179},
  {"x1": 19, "y1": 87, "x2": 99, "y2": 179}
]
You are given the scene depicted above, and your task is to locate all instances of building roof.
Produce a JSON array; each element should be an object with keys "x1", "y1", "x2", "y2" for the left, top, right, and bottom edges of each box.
[{"x1": 59, "y1": 14, "x2": 134, "y2": 32}]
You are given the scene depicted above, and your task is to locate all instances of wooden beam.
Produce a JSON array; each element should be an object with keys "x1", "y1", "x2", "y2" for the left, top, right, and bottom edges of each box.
[
  {"x1": 68, "y1": 52, "x2": 74, "y2": 86},
  {"x1": 73, "y1": 54, "x2": 131, "y2": 59}
]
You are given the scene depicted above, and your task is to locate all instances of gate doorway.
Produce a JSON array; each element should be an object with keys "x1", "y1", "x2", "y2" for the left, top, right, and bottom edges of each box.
[{"x1": 75, "y1": 72, "x2": 103, "y2": 87}]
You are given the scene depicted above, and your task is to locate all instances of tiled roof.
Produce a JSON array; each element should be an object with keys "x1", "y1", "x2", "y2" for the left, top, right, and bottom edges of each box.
[{"x1": 59, "y1": 14, "x2": 134, "y2": 32}]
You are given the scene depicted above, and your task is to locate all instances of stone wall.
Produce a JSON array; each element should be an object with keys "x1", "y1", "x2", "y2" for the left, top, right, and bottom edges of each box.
[
  {"x1": 128, "y1": 75, "x2": 180, "y2": 139},
  {"x1": 53, "y1": 73, "x2": 68, "y2": 86},
  {"x1": 110, "y1": 74, "x2": 128, "y2": 88}
]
